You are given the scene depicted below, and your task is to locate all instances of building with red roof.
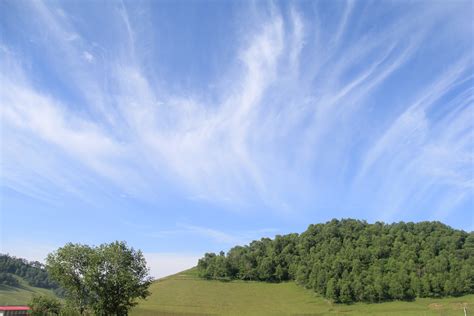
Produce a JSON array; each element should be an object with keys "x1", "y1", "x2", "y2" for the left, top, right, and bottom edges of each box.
[{"x1": 0, "y1": 306, "x2": 30, "y2": 316}]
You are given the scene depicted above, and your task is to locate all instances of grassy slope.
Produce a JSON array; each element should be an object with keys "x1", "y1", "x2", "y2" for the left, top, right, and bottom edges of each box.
[
  {"x1": 131, "y1": 268, "x2": 474, "y2": 316},
  {"x1": 0, "y1": 276, "x2": 58, "y2": 305}
]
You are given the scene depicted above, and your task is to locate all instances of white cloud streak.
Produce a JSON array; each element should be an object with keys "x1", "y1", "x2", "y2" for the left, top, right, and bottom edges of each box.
[
  {"x1": 149, "y1": 223, "x2": 278, "y2": 246},
  {"x1": 0, "y1": 1, "x2": 472, "y2": 222}
]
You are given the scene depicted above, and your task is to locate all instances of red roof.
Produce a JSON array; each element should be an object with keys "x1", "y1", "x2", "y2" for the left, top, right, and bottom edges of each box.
[{"x1": 0, "y1": 306, "x2": 30, "y2": 310}]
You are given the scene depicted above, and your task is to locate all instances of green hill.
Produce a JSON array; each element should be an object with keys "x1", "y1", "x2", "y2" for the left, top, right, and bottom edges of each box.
[
  {"x1": 197, "y1": 220, "x2": 474, "y2": 303},
  {"x1": 131, "y1": 268, "x2": 474, "y2": 316},
  {"x1": 0, "y1": 275, "x2": 59, "y2": 305}
]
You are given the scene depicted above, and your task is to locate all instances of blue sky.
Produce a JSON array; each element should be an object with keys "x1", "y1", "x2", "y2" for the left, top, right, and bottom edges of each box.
[{"x1": 1, "y1": 0, "x2": 473, "y2": 277}]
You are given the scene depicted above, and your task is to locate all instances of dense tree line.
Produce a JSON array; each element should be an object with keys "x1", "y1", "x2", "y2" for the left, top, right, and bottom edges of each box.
[
  {"x1": 0, "y1": 271, "x2": 20, "y2": 286},
  {"x1": 197, "y1": 219, "x2": 474, "y2": 303},
  {"x1": 0, "y1": 254, "x2": 63, "y2": 295}
]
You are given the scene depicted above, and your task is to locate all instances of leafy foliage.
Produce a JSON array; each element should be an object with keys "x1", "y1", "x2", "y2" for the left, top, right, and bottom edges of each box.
[
  {"x1": 46, "y1": 244, "x2": 94, "y2": 314},
  {"x1": 197, "y1": 219, "x2": 474, "y2": 303},
  {"x1": 46, "y1": 241, "x2": 153, "y2": 315},
  {"x1": 28, "y1": 295, "x2": 62, "y2": 316},
  {"x1": 0, "y1": 272, "x2": 20, "y2": 286}
]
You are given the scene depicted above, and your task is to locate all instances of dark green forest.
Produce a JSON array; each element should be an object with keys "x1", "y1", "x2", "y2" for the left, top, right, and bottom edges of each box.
[
  {"x1": 197, "y1": 219, "x2": 474, "y2": 303},
  {"x1": 0, "y1": 254, "x2": 64, "y2": 296}
]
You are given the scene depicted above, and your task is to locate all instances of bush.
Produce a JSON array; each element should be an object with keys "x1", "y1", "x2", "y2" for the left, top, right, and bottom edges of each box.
[{"x1": 28, "y1": 295, "x2": 62, "y2": 315}]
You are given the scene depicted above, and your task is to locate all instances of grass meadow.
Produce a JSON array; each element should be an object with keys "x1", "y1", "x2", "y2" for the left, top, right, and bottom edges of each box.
[
  {"x1": 0, "y1": 276, "x2": 57, "y2": 305},
  {"x1": 1, "y1": 269, "x2": 472, "y2": 315},
  {"x1": 130, "y1": 268, "x2": 474, "y2": 316}
]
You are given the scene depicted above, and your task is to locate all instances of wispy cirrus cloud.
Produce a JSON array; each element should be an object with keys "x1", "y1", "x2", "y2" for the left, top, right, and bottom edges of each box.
[
  {"x1": 356, "y1": 58, "x2": 473, "y2": 221},
  {"x1": 149, "y1": 223, "x2": 278, "y2": 246},
  {"x1": 1, "y1": 0, "x2": 472, "y2": 226}
]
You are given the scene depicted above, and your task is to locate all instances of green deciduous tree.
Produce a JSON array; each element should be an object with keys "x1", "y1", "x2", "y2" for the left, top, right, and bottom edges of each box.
[
  {"x1": 46, "y1": 241, "x2": 152, "y2": 315},
  {"x1": 46, "y1": 243, "x2": 93, "y2": 314}
]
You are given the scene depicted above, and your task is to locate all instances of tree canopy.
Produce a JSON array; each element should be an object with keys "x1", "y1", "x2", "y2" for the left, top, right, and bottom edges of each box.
[
  {"x1": 197, "y1": 219, "x2": 474, "y2": 303},
  {"x1": 46, "y1": 241, "x2": 153, "y2": 315}
]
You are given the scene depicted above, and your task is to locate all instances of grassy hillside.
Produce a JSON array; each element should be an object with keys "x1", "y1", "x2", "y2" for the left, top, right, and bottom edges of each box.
[
  {"x1": 0, "y1": 275, "x2": 58, "y2": 305},
  {"x1": 131, "y1": 268, "x2": 474, "y2": 316}
]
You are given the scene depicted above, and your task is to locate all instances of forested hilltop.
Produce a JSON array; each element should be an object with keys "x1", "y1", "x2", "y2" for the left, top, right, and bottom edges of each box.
[
  {"x1": 197, "y1": 219, "x2": 474, "y2": 303},
  {"x1": 0, "y1": 254, "x2": 64, "y2": 296}
]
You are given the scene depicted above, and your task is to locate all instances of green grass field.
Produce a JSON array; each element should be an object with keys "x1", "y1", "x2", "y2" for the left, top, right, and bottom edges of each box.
[
  {"x1": 1, "y1": 270, "x2": 472, "y2": 315},
  {"x1": 131, "y1": 268, "x2": 474, "y2": 316},
  {"x1": 0, "y1": 276, "x2": 58, "y2": 305}
]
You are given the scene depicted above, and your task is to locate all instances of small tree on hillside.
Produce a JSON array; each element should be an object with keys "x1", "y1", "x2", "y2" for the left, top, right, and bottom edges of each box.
[
  {"x1": 86, "y1": 241, "x2": 153, "y2": 315},
  {"x1": 46, "y1": 243, "x2": 94, "y2": 314},
  {"x1": 46, "y1": 241, "x2": 153, "y2": 316}
]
